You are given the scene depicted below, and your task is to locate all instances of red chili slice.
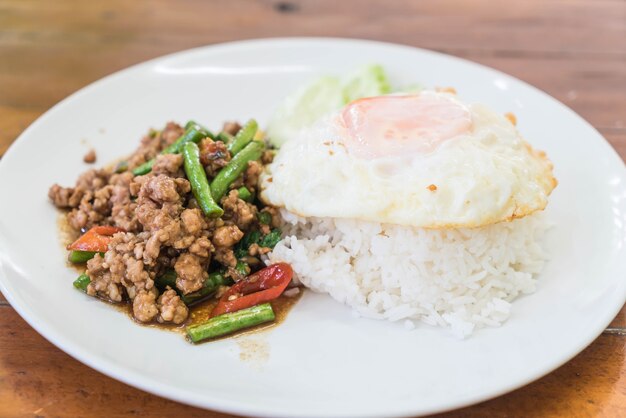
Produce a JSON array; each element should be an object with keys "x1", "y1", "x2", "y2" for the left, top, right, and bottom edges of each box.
[
  {"x1": 67, "y1": 226, "x2": 124, "y2": 252},
  {"x1": 211, "y1": 263, "x2": 293, "y2": 317}
]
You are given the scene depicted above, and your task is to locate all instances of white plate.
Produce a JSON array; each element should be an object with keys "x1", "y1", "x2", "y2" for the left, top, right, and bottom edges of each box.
[{"x1": 0, "y1": 38, "x2": 625, "y2": 418}]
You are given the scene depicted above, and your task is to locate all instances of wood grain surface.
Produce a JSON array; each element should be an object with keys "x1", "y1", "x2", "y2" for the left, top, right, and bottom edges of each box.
[{"x1": 1, "y1": 0, "x2": 625, "y2": 417}]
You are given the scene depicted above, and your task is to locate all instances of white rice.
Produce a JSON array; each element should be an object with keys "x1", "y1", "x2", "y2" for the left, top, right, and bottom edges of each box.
[{"x1": 267, "y1": 209, "x2": 550, "y2": 338}]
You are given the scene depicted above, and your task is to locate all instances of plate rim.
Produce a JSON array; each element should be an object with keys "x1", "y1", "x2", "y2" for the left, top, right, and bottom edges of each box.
[{"x1": 0, "y1": 36, "x2": 625, "y2": 418}]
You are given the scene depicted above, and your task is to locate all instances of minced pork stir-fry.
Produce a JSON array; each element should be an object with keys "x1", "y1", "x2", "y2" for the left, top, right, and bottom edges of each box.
[{"x1": 49, "y1": 120, "x2": 296, "y2": 343}]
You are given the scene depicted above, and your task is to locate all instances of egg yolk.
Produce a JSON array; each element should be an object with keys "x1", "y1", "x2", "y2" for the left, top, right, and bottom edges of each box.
[{"x1": 341, "y1": 93, "x2": 472, "y2": 159}]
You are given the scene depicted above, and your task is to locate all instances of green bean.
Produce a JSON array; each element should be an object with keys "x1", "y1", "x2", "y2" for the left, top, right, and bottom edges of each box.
[
  {"x1": 185, "y1": 121, "x2": 215, "y2": 139},
  {"x1": 216, "y1": 131, "x2": 234, "y2": 145},
  {"x1": 182, "y1": 142, "x2": 224, "y2": 218},
  {"x1": 226, "y1": 119, "x2": 258, "y2": 156},
  {"x1": 210, "y1": 141, "x2": 264, "y2": 202},
  {"x1": 154, "y1": 269, "x2": 177, "y2": 290},
  {"x1": 163, "y1": 125, "x2": 212, "y2": 154},
  {"x1": 186, "y1": 303, "x2": 275, "y2": 343},
  {"x1": 257, "y1": 211, "x2": 272, "y2": 225},
  {"x1": 115, "y1": 161, "x2": 128, "y2": 173},
  {"x1": 132, "y1": 124, "x2": 211, "y2": 176},
  {"x1": 68, "y1": 250, "x2": 100, "y2": 264},
  {"x1": 131, "y1": 159, "x2": 154, "y2": 177},
  {"x1": 259, "y1": 228, "x2": 282, "y2": 249},
  {"x1": 73, "y1": 274, "x2": 91, "y2": 292},
  {"x1": 237, "y1": 186, "x2": 253, "y2": 202}
]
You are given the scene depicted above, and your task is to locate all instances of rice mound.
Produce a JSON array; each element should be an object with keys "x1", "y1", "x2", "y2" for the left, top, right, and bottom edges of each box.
[{"x1": 268, "y1": 210, "x2": 549, "y2": 338}]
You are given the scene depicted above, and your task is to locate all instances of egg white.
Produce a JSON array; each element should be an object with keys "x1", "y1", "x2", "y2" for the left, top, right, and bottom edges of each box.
[{"x1": 260, "y1": 92, "x2": 556, "y2": 228}]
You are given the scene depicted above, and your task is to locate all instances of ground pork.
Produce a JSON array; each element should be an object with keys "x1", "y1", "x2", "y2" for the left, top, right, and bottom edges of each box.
[
  {"x1": 83, "y1": 149, "x2": 96, "y2": 163},
  {"x1": 152, "y1": 153, "x2": 184, "y2": 178},
  {"x1": 135, "y1": 175, "x2": 208, "y2": 256},
  {"x1": 85, "y1": 226, "x2": 196, "y2": 323},
  {"x1": 244, "y1": 160, "x2": 262, "y2": 190},
  {"x1": 85, "y1": 231, "x2": 160, "y2": 321},
  {"x1": 157, "y1": 289, "x2": 188, "y2": 324},
  {"x1": 126, "y1": 122, "x2": 184, "y2": 170},
  {"x1": 248, "y1": 243, "x2": 272, "y2": 256},
  {"x1": 135, "y1": 175, "x2": 213, "y2": 295},
  {"x1": 188, "y1": 236, "x2": 213, "y2": 258},
  {"x1": 213, "y1": 247, "x2": 237, "y2": 267},
  {"x1": 111, "y1": 233, "x2": 153, "y2": 285},
  {"x1": 50, "y1": 166, "x2": 144, "y2": 232},
  {"x1": 222, "y1": 190, "x2": 257, "y2": 231},
  {"x1": 222, "y1": 121, "x2": 241, "y2": 136},
  {"x1": 174, "y1": 253, "x2": 208, "y2": 294},
  {"x1": 199, "y1": 138, "x2": 230, "y2": 177},
  {"x1": 181, "y1": 208, "x2": 206, "y2": 235},
  {"x1": 261, "y1": 150, "x2": 275, "y2": 165},
  {"x1": 85, "y1": 254, "x2": 124, "y2": 302},
  {"x1": 109, "y1": 172, "x2": 139, "y2": 231},
  {"x1": 212, "y1": 225, "x2": 244, "y2": 247},
  {"x1": 49, "y1": 168, "x2": 113, "y2": 230},
  {"x1": 48, "y1": 184, "x2": 76, "y2": 208},
  {"x1": 53, "y1": 121, "x2": 274, "y2": 326},
  {"x1": 133, "y1": 288, "x2": 159, "y2": 323}
]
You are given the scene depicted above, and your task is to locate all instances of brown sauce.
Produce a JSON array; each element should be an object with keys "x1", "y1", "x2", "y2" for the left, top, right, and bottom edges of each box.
[
  {"x1": 112, "y1": 288, "x2": 303, "y2": 341},
  {"x1": 187, "y1": 289, "x2": 303, "y2": 342},
  {"x1": 58, "y1": 211, "x2": 303, "y2": 342}
]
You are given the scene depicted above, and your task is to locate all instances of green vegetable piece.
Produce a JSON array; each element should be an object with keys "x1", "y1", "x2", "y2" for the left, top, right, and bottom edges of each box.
[
  {"x1": 226, "y1": 119, "x2": 258, "y2": 156},
  {"x1": 185, "y1": 121, "x2": 215, "y2": 139},
  {"x1": 257, "y1": 211, "x2": 272, "y2": 225},
  {"x1": 267, "y1": 76, "x2": 345, "y2": 148},
  {"x1": 115, "y1": 161, "x2": 129, "y2": 173},
  {"x1": 131, "y1": 160, "x2": 154, "y2": 178},
  {"x1": 155, "y1": 269, "x2": 177, "y2": 290},
  {"x1": 259, "y1": 228, "x2": 282, "y2": 249},
  {"x1": 182, "y1": 142, "x2": 224, "y2": 218},
  {"x1": 216, "y1": 131, "x2": 234, "y2": 144},
  {"x1": 237, "y1": 186, "x2": 253, "y2": 202},
  {"x1": 155, "y1": 270, "x2": 231, "y2": 306},
  {"x1": 132, "y1": 125, "x2": 211, "y2": 176},
  {"x1": 235, "y1": 260, "x2": 250, "y2": 276},
  {"x1": 68, "y1": 250, "x2": 100, "y2": 264},
  {"x1": 73, "y1": 274, "x2": 91, "y2": 292},
  {"x1": 181, "y1": 271, "x2": 231, "y2": 305},
  {"x1": 267, "y1": 65, "x2": 393, "y2": 148},
  {"x1": 210, "y1": 141, "x2": 264, "y2": 203},
  {"x1": 342, "y1": 64, "x2": 391, "y2": 103},
  {"x1": 186, "y1": 303, "x2": 275, "y2": 343},
  {"x1": 235, "y1": 230, "x2": 261, "y2": 258}
]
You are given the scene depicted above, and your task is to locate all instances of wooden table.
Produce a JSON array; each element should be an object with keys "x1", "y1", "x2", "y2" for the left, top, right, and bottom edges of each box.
[{"x1": 1, "y1": 1, "x2": 625, "y2": 416}]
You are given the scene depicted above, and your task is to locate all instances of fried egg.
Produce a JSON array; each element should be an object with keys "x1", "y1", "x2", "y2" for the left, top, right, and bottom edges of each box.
[{"x1": 260, "y1": 91, "x2": 556, "y2": 228}]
